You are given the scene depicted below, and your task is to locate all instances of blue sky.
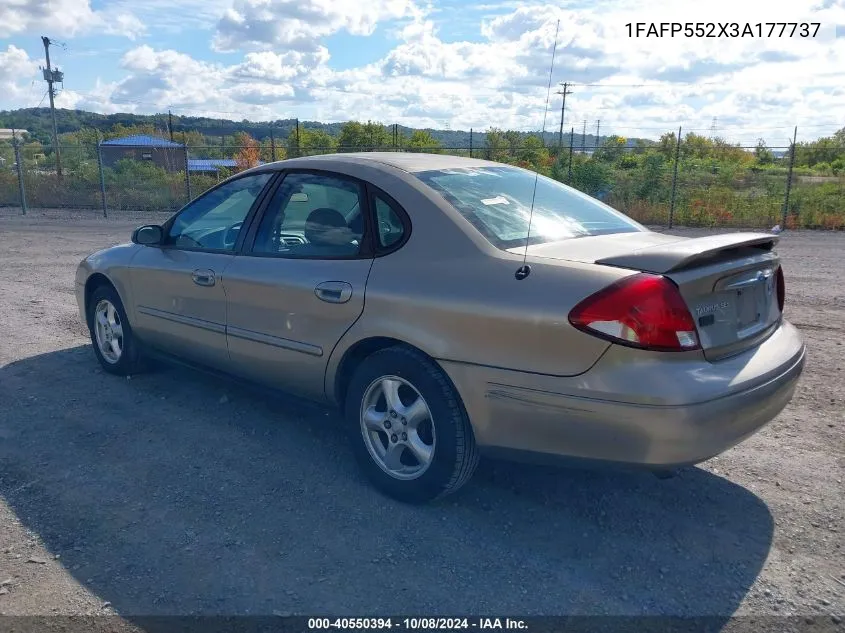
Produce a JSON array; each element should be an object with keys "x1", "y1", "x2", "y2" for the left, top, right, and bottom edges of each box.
[{"x1": 1, "y1": 0, "x2": 845, "y2": 145}]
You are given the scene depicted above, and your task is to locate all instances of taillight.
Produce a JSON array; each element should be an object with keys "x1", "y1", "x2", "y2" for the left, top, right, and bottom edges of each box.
[
  {"x1": 568, "y1": 273, "x2": 700, "y2": 352},
  {"x1": 776, "y1": 265, "x2": 785, "y2": 312}
]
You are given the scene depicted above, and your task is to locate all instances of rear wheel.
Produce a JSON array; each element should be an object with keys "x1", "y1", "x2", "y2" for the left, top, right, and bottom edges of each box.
[
  {"x1": 345, "y1": 346, "x2": 479, "y2": 503},
  {"x1": 87, "y1": 284, "x2": 147, "y2": 376}
]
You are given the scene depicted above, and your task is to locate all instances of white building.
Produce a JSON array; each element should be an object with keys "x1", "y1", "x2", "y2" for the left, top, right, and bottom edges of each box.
[{"x1": 0, "y1": 129, "x2": 29, "y2": 141}]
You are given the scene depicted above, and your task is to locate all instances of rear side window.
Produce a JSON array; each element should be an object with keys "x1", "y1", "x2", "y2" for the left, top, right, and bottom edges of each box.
[
  {"x1": 414, "y1": 165, "x2": 644, "y2": 250},
  {"x1": 372, "y1": 193, "x2": 405, "y2": 250}
]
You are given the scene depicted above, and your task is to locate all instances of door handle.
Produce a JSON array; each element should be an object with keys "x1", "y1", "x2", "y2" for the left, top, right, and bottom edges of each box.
[
  {"x1": 315, "y1": 281, "x2": 353, "y2": 304},
  {"x1": 191, "y1": 269, "x2": 216, "y2": 287}
]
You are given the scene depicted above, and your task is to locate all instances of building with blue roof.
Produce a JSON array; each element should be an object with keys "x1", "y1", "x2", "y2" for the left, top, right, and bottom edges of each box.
[
  {"x1": 101, "y1": 135, "x2": 185, "y2": 148},
  {"x1": 187, "y1": 158, "x2": 266, "y2": 174},
  {"x1": 100, "y1": 134, "x2": 187, "y2": 172}
]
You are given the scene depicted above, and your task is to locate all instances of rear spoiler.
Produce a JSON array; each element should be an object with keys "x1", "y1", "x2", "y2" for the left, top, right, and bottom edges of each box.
[{"x1": 595, "y1": 232, "x2": 779, "y2": 274}]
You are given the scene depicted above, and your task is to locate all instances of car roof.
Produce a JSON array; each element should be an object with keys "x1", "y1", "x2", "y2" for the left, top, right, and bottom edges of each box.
[{"x1": 263, "y1": 152, "x2": 507, "y2": 174}]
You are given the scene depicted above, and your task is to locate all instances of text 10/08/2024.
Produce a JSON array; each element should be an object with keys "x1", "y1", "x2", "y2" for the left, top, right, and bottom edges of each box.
[
  {"x1": 626, "y1": 22, "x2": 822, "y2": 38},
  {"x1": 307, "y1": 618, "x2": 528, "y2": 630}
]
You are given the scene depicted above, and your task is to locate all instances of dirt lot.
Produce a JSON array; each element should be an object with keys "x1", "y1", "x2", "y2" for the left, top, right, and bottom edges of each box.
[{"x1": 0, "y1": 209, "x2": 843, "y2": 623}]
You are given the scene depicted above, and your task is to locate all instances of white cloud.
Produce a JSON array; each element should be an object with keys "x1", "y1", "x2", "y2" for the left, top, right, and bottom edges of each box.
[
  {"x1": 0, "y1": 45, "x2": 40, "y2": 109},
  {"x1": 0, "y1": 0, "x2": 144, "y2": 39},
  {"x1": 230, "y1": 49, "x2": 331, "y2": 83},
  {"x1": 212, "y1": 0, "x2": 421, "y2": 52},
  {"x1": 2, "y1": 0, "x2": 844, "y2": 146}
]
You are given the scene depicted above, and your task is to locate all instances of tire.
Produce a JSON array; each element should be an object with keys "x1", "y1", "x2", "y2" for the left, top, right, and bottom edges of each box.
[
  {"x1": 345, "y1": 345, "x2": 479, "y2": 504},
  {"x1": 87, "y1": 283, "x2": 148, "y2": 376}
]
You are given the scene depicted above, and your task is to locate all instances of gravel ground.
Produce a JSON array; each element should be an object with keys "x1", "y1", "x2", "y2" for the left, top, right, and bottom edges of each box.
[{"x1": 0, "y1": 209, "x2": 843, "y2": 624}]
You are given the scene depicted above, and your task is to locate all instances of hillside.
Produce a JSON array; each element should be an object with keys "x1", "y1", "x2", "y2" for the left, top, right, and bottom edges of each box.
[{"x1": 0, "y1": 107, "x2": 652, "y2": 150}]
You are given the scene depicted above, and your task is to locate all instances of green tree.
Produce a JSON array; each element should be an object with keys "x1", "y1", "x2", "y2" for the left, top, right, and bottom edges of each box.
[
  {"x1": 681, "y1": 133, "x2": 713, "y2": 160},
  {"x1": 569, "y1": 157, "x2": 613, "y2": 197},
  {"x1": 362, "y1": 121, "x2": 392, "y2": 149},
  {"x1": 485, "y1": 127, "x2": 509, "y2": 162},
  {"x1": 633, "y1": 139, "x2": 649, "y2": 155},
  {"x1": 550, "y1": 155, "x2": 568, "y2": 182},
  {"x1": 287, "y1": 128, "x2": 336, "y2": 157},
  {"x1": 406, "y1": 130, "x2": 441, "y2": 153},
  {"x1": 657, "y1": 132, "x2": 677, "y2": 160},
  {"x1": 595, "y1": 135, "x2": 627, "y2": 163},
  {"x1": 504, "y1": 130, "x2": 521, "y2": 157},
  {"x1": 337, "y1": 121, "x2": 391, "y2": 151},
  {"x1": 517, "y1": 134, "x2": 547, "y2": 166},
  {"x1": 105, "y1": 123, "x2": 163, "y2": 141},
  {"x1": 636, "y1": 153, "x2": 668, "y2": 200},
  {"x1": 754, "y1": 139, "x2": 774, "y2": 165},
  {"x1": 173, "y1": 130, "x2": 205, "y2": 148},
  {"x1": 337, "y1": 121, "x2": 367, "y2": 151}
]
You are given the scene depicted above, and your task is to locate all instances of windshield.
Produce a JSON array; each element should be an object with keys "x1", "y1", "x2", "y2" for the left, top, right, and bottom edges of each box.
[{"x1": 415, "y1": 165, "x2": 645, "y2": 249}]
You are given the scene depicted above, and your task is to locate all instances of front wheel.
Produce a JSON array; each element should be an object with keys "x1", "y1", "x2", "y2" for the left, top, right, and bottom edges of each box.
[
  {"x1": 87, "y1": 284, "x2": 147, "y2": 376},
  {"x1": 345, "y1": 346, "x2": 479, "y2": 503}
]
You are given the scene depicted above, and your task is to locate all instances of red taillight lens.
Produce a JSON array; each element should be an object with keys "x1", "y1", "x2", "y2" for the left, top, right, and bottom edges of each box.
[
  {"x1": 776, "y1": 265, "x2": 785, "y2": 312},
  {"x1": 568, "y1": 273, "x2": 700, "y2": 352}
]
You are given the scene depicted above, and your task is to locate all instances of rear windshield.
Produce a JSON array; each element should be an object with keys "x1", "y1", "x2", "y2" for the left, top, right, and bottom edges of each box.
[{"x1": 414, "y1": 165, "x2": 644, "y2": 249}]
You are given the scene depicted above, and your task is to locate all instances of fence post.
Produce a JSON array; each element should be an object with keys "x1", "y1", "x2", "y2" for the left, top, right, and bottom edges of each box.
[
  {"x1": 270, "y1": 123, "x2": 277, "y2": 162},
  {"x1": 567, "y1": 126, "x2": 574, "y2": 182},
  {"x1": 782, "y1": 126, "x2": 798, "y2": 229},
  {"x1": 184, "y1": 144, "x2": 192, "y2": 203},
  {"x1": 668, "y1": 125, "x2": 682, "y2": 229},
  {"x1": 295, "y1": 119, "x2": 301, "y2": 158},
  {"x1": 12, "y1": 129, "x2": 26, "y2": 215},
  {"x1": 469, "y1": 128, "x2": 473, "y2": 158},
  {"x1": 96, "y1": 135, "x2": 107, "y2": 218}
]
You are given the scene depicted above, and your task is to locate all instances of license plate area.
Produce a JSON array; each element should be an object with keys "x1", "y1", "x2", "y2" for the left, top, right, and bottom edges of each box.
[{"x1": 733, "y1": 272, "x2": 775, "y2": 339}]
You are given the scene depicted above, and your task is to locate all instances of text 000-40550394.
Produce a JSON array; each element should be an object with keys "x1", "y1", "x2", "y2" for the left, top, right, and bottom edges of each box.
[{"x1": 625, "y1": 22, "x2": 822, "y2": 38}]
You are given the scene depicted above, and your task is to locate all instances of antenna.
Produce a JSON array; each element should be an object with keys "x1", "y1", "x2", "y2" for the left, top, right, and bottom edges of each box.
[{"x1": 515, "y1": 18, "x2": 560, "y2": 281}]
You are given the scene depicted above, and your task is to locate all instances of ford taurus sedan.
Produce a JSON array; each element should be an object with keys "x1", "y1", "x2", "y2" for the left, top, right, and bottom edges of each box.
[{"x1": 75, "y1": 152, "x2": 806, "y2": 503}]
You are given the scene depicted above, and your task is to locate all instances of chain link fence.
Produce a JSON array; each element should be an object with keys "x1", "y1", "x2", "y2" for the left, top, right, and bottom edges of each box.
[{"x1": 1, "y1": 134, "x2": 843, "y2": 230}]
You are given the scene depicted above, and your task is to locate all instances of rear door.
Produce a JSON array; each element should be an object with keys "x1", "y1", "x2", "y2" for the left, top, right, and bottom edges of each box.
[
  {"x1": 129, "y1": 171, "x2": 276, "y2": 369},
  {"x1": 222, "y1": 170, "x2": 381, "y2": 401}
]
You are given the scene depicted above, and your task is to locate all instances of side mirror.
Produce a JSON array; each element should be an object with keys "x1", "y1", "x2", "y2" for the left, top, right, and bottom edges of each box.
[{"x1": 132, "y1": 224, "x2": 164, "y2": 246}]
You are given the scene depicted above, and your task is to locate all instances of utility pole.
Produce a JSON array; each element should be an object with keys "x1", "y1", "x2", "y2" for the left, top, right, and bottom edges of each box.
[
  {"x1": 568, "y1": 126, "x2": 574, "y2": 182},
  {"x1": 41, "y1": 36, "x2": 63, "y2": 181},
  {"x1": 555, "y1": 82, "x2": 573, "y2": 149},
  {"x1": 595, "y1": 119, "x2": 600, "y2": 150},
  {"x1": 782, "y1": 125, "x2": 798, "y2": 228},
  {"x1": 581, "y1": 120, "x2": 587, "y2": 153},
  {"x1": 669, "y1": 125, "x2": 682, "y2": 229},
  {"x1": 168, "y1": 109, "x2": 174, "y2": 142},
  {"x1": 269, "y1": 122, "x2": 276, "y2": 161}
]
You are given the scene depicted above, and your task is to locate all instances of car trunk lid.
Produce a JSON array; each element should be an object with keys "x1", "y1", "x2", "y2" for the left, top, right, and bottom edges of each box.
[{"x1": 512, "y1": 231, "x2": 782, "y2": 360}]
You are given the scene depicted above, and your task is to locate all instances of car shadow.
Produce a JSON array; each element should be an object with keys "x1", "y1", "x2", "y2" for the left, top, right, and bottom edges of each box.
[{"x1": 0, "y1": 346, "x2": 774, "y2": 623}]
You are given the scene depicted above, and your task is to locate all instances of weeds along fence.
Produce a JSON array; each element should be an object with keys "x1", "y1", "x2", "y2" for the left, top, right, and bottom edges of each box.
[{"x1": 1, "y1": 138, "x2": 843, "y2": 230}]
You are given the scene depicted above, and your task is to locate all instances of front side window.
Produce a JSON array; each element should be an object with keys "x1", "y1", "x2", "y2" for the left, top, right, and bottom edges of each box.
[
  {"x1": 252, "y1": 172, "x2": 366, "y2": 258},
  {"x1": 166, "y1": 173, "x2": 273, "y2": 251},
  {"x1": 414, "y1": 166, "x2": 645, "y2": 250}
]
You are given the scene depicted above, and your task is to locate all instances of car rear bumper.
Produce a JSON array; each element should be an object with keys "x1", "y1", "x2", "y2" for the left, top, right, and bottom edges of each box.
[{"x1": 439, "y1": 319, "x2": 806, "y2": 468}]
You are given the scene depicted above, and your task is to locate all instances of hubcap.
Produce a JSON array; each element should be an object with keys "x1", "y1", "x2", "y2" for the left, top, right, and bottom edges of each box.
[
  {"x1": 360, "y1": 375, "x2": 436, "y2": 480},
  {"x1": 93, "y1": 299, "x2": 124, "y2": 364}
]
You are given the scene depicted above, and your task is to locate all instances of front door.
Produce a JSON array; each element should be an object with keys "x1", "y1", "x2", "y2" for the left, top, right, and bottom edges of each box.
[
  {"x1": 223, "y1": 170, "x2": 376, "y2": 401},
  {"x1": 129, "y1": 171, "x2": 275, "y2": 369}
]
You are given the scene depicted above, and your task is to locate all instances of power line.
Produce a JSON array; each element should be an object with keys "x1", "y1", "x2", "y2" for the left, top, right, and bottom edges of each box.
[{"x1": 35, "y1": 90, "x2": 50, "y2": 109}]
